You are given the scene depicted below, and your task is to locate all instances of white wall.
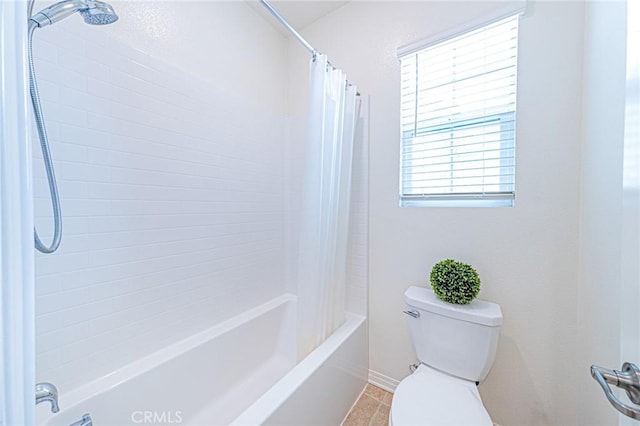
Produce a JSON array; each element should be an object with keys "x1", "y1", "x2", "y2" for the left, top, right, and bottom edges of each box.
[
  {"x1": 31, "y1": 1, "x2": 289, "y2": 392},
  {"x1": 577, "y1": 1, "x2": 630, "y2": 424},
  {"x1": 620, "y1": 2, "x2": 640, "y2": 424},
  {"x1": 0, "y1": 2, "x2": 35, "y2": 424},
  {"x1": 289, "y1": 2, "x2": 585, "y2": 425},
  {"x1": 101, "y1": 0, "x2": 286, "y2": 114}
]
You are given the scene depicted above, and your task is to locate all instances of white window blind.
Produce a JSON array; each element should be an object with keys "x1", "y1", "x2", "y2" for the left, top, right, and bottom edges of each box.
[{"x1": 399, "y1": 15, "x2": 519, "y2": 207}]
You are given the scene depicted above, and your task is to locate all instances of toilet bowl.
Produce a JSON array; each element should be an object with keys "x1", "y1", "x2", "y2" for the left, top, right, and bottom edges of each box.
[
  {"x1": 389, "y1": 365, "x2": 492, "y2": 426},
  {"x1": 390, "y1": 286, "x2": 502, "y2": 426}
]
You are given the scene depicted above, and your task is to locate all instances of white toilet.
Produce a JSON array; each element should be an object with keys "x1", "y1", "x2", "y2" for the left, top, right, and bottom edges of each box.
[{"x1": 390, "y1": 286, "x2": 503, "y2": 426}]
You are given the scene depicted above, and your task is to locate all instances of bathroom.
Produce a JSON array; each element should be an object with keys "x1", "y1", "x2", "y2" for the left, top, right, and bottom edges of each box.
[{"x1": 0, "y1": 0, "x2": 638, "y2": 425}]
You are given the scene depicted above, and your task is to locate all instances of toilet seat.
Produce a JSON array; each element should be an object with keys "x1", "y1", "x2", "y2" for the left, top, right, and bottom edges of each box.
[{"x1": 390, "y1": 365, "x2": 493, "y2": 426}]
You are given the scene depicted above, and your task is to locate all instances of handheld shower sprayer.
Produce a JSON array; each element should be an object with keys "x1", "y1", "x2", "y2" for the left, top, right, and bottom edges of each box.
[
  {"x1": 30, "y1": 0, "x2": 118, "y2": 28},
  {"x1": 29, "y1": 0, "x2": 118, "y2": 253}
]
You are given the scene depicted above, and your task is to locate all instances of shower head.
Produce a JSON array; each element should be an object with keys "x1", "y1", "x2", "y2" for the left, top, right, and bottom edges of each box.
[
  {"x1": 80, "y1": 1, "x2": 118, "y2": 25},
  {"x1": 30, "y1": 0, "x2": 118, "y2": 28}
]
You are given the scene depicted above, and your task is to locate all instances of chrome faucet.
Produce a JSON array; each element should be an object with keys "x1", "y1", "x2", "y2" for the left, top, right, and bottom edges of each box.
[
  {"x1": 35, "y1": 382, "x2": 59, "y2": 413},
  {"x1": 70, "y1": 413, "x2": 92, "y2": 426}
]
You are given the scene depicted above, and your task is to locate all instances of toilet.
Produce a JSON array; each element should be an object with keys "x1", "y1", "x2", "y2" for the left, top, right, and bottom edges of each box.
[{"x1": 390, "y1": 286, "x2": 503, "y2": 426}]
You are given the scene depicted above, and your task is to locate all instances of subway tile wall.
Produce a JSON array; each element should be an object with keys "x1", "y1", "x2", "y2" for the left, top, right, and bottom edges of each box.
[
  {"x1": 32, "y1": 24, "x2": 286, "y2": 391},
  {"x1": 31, "y1": 7, "x2": 369, "y2": 394},
  {"x1": 346, "y1": 99, "x2": 369, "y2": 317}
]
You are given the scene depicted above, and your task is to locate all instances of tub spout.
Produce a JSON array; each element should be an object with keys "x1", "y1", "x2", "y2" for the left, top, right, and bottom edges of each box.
[
  {"x1": 70, "y1": 413, "x2": 92, "y2": 426},
  {"x1": 35, "y1": 382, "x2": 59, "y2": 413}
]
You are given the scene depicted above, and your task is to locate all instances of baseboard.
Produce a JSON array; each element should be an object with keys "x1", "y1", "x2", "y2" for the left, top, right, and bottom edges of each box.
[{"x1": 368, "y1": 369, "x2": 400, "y2": 393}]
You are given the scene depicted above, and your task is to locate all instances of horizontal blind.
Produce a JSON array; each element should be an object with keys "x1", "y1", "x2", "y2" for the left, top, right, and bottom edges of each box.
[{"x1": 400, "y1": 15, "x2": 519, "y2": 206}]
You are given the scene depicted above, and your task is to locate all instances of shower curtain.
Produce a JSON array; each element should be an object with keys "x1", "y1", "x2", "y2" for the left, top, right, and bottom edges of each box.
[{"x1": 298, "y1": 54, "x2": 360, "y2": 358}]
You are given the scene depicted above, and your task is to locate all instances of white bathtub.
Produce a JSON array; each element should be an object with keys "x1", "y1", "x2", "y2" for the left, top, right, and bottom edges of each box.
[{"x1": 38, "y1": 294, "x2": 368, "y2": 426}]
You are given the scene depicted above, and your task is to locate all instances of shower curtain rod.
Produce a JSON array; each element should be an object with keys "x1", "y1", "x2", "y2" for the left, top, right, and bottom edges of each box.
[
  {"x1": 255, "y1": 0, "x2": 318, "y2": 59},
  {"x1": 259, "y1": 0, "x2": 317, "y2": 58},
  {"x1": 258, "y1": 0, "x2": 359, "y2": 93}
]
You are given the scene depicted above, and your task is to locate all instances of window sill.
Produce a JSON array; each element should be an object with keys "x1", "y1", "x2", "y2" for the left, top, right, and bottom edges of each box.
[{"x1": 400, "y1": 197, "x2": 514, "y2": 208}]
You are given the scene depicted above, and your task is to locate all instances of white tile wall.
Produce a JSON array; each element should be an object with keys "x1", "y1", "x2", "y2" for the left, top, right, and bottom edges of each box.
[
  {"x1": 32, "y1": 23, "x2": 286, "y2": 391},
  {"x1": 32, "y1": 1, "x2": 369, "y2": 394},
  {"x1": 346, "y1": 98, "x2": 369, "y2": 317}
]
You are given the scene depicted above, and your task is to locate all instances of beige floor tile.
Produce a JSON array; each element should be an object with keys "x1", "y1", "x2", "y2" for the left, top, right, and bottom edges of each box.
[
  {"x1": 342, "y1": 411, "x2": 369, "y2": 426},
  {"x1": 343, "y1": 384, "x2": 396, "y2": 426},
  {"x1": 370, "y1": 403, "x2": 391, "y2": 426},
  {"x1": 343, "y1": 394, "x2": 380, "y2": 426},
  {"x1": 364, "y1": 384, "x2": 389, "y2": 403},
  {"x1": 381, "y1": 391, "x2": 393, "y2": 406}
]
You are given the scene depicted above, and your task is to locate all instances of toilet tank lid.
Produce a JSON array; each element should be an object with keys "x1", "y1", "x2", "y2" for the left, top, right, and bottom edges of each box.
[{"x1": 404, "y1": 286, "x2": 502, "y2": 326}]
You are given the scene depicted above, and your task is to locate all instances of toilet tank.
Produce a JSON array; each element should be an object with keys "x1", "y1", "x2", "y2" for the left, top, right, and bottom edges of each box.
[{"x1": 404, "y1": 286, "x2": 502, "y2": 382}]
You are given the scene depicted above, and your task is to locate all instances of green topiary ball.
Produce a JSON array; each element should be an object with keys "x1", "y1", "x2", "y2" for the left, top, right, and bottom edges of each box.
[{"x1": 430, "y1": 259, "x2": 481, "y2": 305}]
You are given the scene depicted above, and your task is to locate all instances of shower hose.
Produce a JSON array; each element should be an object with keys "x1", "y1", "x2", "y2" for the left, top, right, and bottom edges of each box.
[{"x1": 28, "y1": 21, "x2": 62, "y2": 254}]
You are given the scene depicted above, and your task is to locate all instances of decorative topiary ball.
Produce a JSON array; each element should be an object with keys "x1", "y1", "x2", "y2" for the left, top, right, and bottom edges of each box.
[{"x1": 430, "y1": 259, "x2": 481, "y2": 305}]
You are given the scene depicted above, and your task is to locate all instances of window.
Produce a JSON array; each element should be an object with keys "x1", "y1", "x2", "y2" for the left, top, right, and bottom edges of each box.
[{"x1": 399, "y1": 15, "x2": 519, "y2": 207}]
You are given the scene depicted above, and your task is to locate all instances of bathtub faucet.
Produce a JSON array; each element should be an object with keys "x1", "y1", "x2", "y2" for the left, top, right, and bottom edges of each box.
[
  {"x1": 35, "y1": 382, "x2": 60, "y2": 413},
  {"x1": 70, "y1": 413, "x2": 93, "y2": 426}
]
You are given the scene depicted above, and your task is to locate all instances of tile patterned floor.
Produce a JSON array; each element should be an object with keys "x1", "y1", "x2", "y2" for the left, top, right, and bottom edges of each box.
[{"x1": 342, "y1": 384, "x2": 393, "y2": 426}]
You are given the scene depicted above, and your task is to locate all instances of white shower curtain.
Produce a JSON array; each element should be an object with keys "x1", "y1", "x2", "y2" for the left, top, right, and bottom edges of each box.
[{"x1": 298, "y1": 54, "x2": 360, "y2": 358}]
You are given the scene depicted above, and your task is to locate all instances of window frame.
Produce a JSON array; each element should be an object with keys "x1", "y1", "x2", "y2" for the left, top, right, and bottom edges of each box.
[{"x1": 398, "y1": 12, "x2": 522, "y2": 208}]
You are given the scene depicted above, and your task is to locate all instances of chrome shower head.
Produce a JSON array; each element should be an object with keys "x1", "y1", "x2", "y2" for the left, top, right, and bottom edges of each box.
[
  {"x1": 80, "y1": 1, "x2": 118, "y2": 25},
  {"x1": 30, "y1": 0, "x2": 118, "y2": 28}
]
